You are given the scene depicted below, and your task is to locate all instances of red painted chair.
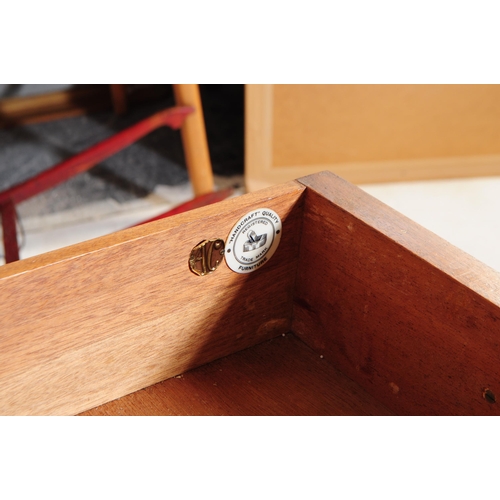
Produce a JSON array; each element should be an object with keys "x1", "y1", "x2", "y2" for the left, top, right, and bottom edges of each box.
[{"x1": 0, "y1": 105, "x2": 233, "y2": 263}]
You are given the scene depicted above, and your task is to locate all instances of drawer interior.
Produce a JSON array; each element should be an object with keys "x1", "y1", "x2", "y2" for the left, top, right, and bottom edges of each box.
[
  {"x1": 2, "y1": 171, "x2": 500, "y2": 416},
  {"x1": 81, "y1": 333, "x2": 394, "y2": 416}
]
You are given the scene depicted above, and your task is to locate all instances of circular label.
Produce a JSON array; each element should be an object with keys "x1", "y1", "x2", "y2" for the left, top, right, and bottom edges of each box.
[{"x1": 225, "y1": 208, "x2": 282, "y2": 274}]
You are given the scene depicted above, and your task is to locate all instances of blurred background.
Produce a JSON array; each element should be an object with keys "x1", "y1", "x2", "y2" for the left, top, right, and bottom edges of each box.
[
  {"x1": 0, "y1": 84, "x2": 244, "y2": 263},
  {"x1": 1, "y1": 84, "x2": 500, "y2": 270}
]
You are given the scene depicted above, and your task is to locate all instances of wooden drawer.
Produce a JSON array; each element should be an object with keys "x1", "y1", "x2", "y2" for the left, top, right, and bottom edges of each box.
[{"x1": 1, "y1": 171, "x2": 499, "y2": 415}]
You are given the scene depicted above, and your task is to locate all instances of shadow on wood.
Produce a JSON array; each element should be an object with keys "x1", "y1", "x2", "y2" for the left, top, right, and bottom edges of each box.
[{"x1": 1, "y1": 172, "x2": 500, "y2": 415}]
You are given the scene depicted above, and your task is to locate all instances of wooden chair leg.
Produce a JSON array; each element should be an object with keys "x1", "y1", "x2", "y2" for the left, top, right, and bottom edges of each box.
[
  {"x1": 1, "y1": 201, "x2": 19, "y2": 263},
  {"x1": 172, "y1": 84, "x2": 214, "y2": 196}
]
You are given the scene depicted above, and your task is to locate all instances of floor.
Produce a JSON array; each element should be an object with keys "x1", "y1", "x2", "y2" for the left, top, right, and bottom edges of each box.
[
  {"x1": 1, "y1": 84, "x2": 499, "y2": 273},
  {"x1": 0, "y1": 84, "x2": 245, "y2": 263}
]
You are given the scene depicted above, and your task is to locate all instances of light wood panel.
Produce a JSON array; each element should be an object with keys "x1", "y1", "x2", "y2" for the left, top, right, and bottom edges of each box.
[
  {"x1": 0, "y1": 181, "x2": 305, "y2": 415},
  {"x1": 245, "y1": 85, "x2": 500, "y2": 190},
  {"x1": 81, "y1": 333, "x2": 394, "y2": 416},
  {"x1": 293, "y1": 171, "x2": 500, "y2": 415}
]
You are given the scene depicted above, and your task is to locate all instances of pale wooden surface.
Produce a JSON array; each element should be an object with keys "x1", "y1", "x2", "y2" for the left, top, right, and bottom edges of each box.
[
  {"x1": 81, "y1": 333, "x2": 394, "y2": 416},
  {"x1": 173, "y1": 84, "x2": 214, "y2": 196},
  {"x1": 294, "y1": 171, "x2": 500, "y2": 415},
  {"x1": 245, "y1": 85, "x2": 500, "y2": 190},
  {"x1": 0, "y1": 181, "x2": 305, "y2": 415}
]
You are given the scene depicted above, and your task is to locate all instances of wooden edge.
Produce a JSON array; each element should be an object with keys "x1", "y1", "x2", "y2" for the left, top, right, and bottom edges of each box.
[
  {"x1": 299, "y1": 170, "x2": 500, "y2": 302},
  {"x1": 244, "y1": 84, "x2": 273, "y2": 191},
  {"x1": 0, "y1": 181, "x2": 305, "y2": 415},
  {"x1": 0, "y1": 182, "x2": 298, "y2": 280},
  {"x1": 245, "y1": 156, "x2": 500, "y2": 192},
  {"x1": 293, "y1": 171, "x2": 500, "y2": 415}
]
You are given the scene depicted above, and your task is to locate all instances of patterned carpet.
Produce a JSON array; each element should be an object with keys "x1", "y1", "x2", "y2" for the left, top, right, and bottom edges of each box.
[{"x1": 0, "y1": 85, "x2": 244, "y2": 217}]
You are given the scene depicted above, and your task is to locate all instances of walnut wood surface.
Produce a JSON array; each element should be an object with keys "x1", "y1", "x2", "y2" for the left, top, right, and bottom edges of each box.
[
  {"x1": 5, "y1": 170, "x2": 500, "y2": 416},
  {"x1": 81, "y1": 333, "x2": 394, "y2": 416},
  {"x1": 294, "y1": 171, "x2": 500, "y2": 415},
  {"x1": 0, "y1": 181, "x2": 305, "y2": 415}
]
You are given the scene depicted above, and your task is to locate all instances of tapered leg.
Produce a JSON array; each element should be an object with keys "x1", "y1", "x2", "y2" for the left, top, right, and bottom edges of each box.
[
  {"x1": 173, "y1": 84, "x2": 214, "y2": 196},
  {"x1": 1, "y1": 201, "x2": 19, "y2": 263}
]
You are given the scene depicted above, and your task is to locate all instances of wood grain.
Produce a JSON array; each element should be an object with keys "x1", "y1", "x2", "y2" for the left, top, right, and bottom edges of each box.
[
  {"x1": 81, "y1": 333, "x2": 394, "y2": 416},
  {"x1": 6, "y1": 170, "x2": 500, "y2": 416},
  {"x1": 0, "y1": 181, "x2": 305, "y2": 415},
  {"x1": 273, "y1": 85, "x2": 500, "y2": 165},
  {"x1": 293, "y1": 171, "x2": 500, "y2": 415}
]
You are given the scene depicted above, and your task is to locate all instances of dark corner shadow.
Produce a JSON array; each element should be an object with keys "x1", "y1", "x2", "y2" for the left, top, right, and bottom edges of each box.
[
  {"x1": 1, "y1": 85, "x2": 23, "y2": 99},
  {"x1": 155, "y1": 192, "x2": 305, "y2": 415},
  {"x1": 83, "y1": 84, "x2": 245, "y2": 179}
]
